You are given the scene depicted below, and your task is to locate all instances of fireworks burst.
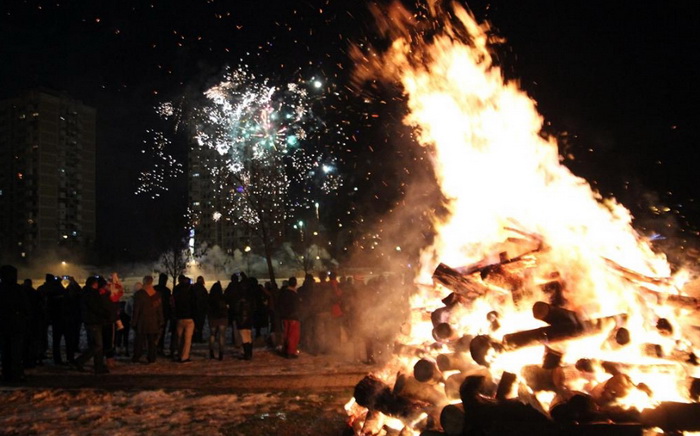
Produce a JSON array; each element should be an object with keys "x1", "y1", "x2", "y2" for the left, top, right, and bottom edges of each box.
[{"x1": 139, "y1": 65, "x2": 344, "y2": 232}]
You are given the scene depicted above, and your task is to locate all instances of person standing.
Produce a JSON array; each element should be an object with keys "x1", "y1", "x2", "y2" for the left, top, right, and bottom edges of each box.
[
  {"x1": 46, "y1": 275, "x2": 67, "y2": 365},
  {"x1": 235, "y1": 278, "x2": 255, "y2": 360},
  {"x1": 73, "y1": 276, "x2": 111, "y2": 374},
  {"x1": 207, "y1": 281, "x2": 227, "y2": 360},
  {"x1": 131, "y1": 276, "x2": 164, "y2": 364},
  {"x1": 103, "y1": 273, "x2": 123, "y2": 369},
  {"x1": 154, "y1": 273, "x2": 174, "y2": 357},
  {"x1": 297, "y1": 274, "x2": 316, "y2": 354},
  {"x1": 224, "y1": 274, "x2": 241, "y2": 347},
  {"x1": 35, "y1": 274, "x2": 54, "y2": 363},
  {"x1": 64, "y1": 277, "x2": 83, "y2": 364},
  {"x1": 278, "y1": 277, "x2": 301, "y2": 359},
  {"x1": 328, "y1": 272, "x2": 345, "y2": 352},
  {"x1": 192, "y1": 276, "x2": 208, "y2": 343},
  {"x1": 22, "y1": 279, "x2": 42, "y2": 368},
  {"x1": 1, "y1": 265, "x2": 31, "y2": 383},
  {"x1": 172, "y1": 275, "x2": 195, "y2": 363}
]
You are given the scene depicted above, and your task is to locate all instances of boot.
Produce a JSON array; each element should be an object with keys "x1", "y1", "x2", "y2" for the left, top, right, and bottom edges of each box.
[
  {"x1": 209, "y1": 350, "x2": 215, "y2": 360},
  {"x1": 243, "y1": 343, "x2": 252, "y2": 360},
  {"x1": 218, "y1": 351, "x2": 224, "y2": 361}
]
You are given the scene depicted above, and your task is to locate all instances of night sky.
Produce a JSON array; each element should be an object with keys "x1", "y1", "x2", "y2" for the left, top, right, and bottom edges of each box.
[{"x1": 2, "y1": 0, "x2": 698, "y2": 263}]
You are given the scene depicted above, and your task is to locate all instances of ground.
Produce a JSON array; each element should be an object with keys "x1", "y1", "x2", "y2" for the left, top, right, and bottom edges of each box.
[{"x1": 0, "y1": 342, "x2": 374, "y2": 436}]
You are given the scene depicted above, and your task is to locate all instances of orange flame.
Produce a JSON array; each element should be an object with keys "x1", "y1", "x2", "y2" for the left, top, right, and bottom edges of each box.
[{"x1": 350, "y1": 0, "x2": 697, "y2": 430}]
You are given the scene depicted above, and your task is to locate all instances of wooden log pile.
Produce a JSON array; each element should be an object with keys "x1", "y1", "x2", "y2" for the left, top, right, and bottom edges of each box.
[{"x1": 348, "y1": 258, "x2": 700, "y2": 435}]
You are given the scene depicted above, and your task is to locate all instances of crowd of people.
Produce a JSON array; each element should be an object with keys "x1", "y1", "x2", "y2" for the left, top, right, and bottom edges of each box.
[{"x1": 1, "y1": 264, "x2": 409, "y2": 382}]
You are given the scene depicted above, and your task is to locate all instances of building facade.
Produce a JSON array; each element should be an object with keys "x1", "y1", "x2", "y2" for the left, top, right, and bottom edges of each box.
[{"x1": 0, "y1": 89, "x2": 96, "y2": 262}]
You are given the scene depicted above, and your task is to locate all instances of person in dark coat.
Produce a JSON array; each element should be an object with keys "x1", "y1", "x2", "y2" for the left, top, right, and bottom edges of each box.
[
  {"x1": 115, "y1": 300, "x2": 131, "y2": 356},
  {"x1": 1, "y1": 265, "x2": 31, "y2": 383},
  {"x1": 154, "y1": 273, "x2": 174, "y2": 356},
  {"x1": 131, "y1": 275, "x2": 164, "y2": 364},
  {"x1": 45, "y1": 275, "x2": 68, "y2": 365},
  {"x1": 224, "y1": 274, "x2": 241, "y2": 346},
  {"x1": 64, "y1": 277, "x2": 83, "y2": 364},
  {"x1": 297, "y1": 274, "x2": 316, "y2": 354},
  {"x1": 235, "y1": 278, "x2": 255, "y2": 360},
  {"x1": 35, "y1": 274, "x2": 54, "y2": 362},
  {"x1": 278, "y1": 276, "x2": 301, "y2": 358},
  {"x1": 192, "y1": 276, "x2": 209, "y2": 343},
  {"x1": 73, "y1": 276, "x2": 111, "y2": 374},
  {"x1": 22, "y1": 279, "x2": 42, "y2": 368},
  {"x1": 172, "y1": 275, "x2": 195, "y2": 362},
  {"x1": 263, "y1": 281, "x2": 281, "y2": 350},
  {"x1": 207, "y1": 281, "x2": 228, "y2": 360}
]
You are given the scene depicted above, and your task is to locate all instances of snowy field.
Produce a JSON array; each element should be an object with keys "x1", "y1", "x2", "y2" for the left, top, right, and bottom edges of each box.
[{"x1": 0, "y1": 341, "x2": 374, "y2": 436}]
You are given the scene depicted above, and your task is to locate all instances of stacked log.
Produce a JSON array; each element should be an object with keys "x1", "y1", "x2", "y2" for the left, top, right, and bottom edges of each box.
[{"x1": 348, "y1": 261, "x2": 700, "y2": 435}]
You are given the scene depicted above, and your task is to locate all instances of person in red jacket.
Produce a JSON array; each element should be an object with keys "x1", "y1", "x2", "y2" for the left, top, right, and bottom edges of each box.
[{"x1": 278, "y1": 277, "x2": 300, "y2": 358}]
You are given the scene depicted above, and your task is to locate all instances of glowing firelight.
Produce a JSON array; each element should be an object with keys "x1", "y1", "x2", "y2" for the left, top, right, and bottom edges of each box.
[{"x1": 347, "y1": 1, "x2": 698, "y2": 434}]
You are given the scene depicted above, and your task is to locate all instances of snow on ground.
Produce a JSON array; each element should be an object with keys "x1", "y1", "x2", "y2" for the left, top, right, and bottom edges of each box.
[{"x1": 0, "y1": 342, "x2": 377, "y2": 435}]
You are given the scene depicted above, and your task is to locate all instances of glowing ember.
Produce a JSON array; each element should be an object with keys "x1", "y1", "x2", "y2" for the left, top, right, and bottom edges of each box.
[{"x1": 348, "y1": 2, "x2": 700, "y2": 434}]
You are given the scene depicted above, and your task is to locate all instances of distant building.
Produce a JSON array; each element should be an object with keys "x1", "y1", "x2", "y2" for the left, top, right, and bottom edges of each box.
[
  {"x1": 0, "y1": 89, "x2": 96, "y2": 262},
  {"x1": 188, "y1": 146, "x2": 247, "y2": 253}
]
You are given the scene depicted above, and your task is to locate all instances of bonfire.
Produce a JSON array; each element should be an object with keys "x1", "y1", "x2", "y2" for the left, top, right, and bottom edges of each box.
[{"x1": 345, "y1": 2, "x2": 700, "y2": 435}]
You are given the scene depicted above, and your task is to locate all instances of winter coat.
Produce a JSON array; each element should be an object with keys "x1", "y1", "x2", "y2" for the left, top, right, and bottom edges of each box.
[
  {"x1": 278, "y1": 287, "x2": 301, "y2": 321},
  {"x1": 192, "y1": 282, "x2": 209, "y2": 320},
  {"x1": 154, "y1": 283, "x2": 172, "y2": 320},
  {"x1": 173, "y1": 283, "x2": 195, "y2": 320},
  {"x1": 235, "y1": 295, "x2": 253, "y2": 329},
  {"x1": 0, "y1": 282, "x2": 31, "y2": 335},
  {"x1": 81, "y1": 287, "x2": 112, "y2": 326},
  {"x1": 208, "y1": 292, "x2": 228, "y2": 322},
  {"x1": 131, "y1": 289, "x2": 164, "y2": 334}
]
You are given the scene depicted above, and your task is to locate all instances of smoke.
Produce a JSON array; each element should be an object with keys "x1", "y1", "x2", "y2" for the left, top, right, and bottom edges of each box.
[{"x1": 12, "y1": 250, "x2": 93, "y2": 286}]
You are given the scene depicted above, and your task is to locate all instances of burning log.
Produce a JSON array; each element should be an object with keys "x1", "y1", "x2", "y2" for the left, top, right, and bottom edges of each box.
[
  {"x1": 531, "y1": 301, "x2": 581, "y2": 328},
  {"x1": 393, "y1": 373, "x2": 446, "y2": 405},
  {"x1": 453, "y1": 334, "x2": 473, "y2": 353},
  {"x1": 642, "y1": 287, "x2": 699, "y2": 309},
  {"x1": 443, "y1": 373, "x2": 466, "y2": 400},
  {"x1": 690, "y1": 377, "x2": 700, "y2": 401},
  {"x1": 480, "y1": 264, "x2": 524, "y2": 298},
  {"x1": 540, "y1": 274, "x2": 566, "y2": 307},
  {"x1": 613, "y1": 327, "x2": 630, "y2": 346},
  {"x1": 549, "y1": 392, "x2": 597, "y2": 424},
  {"x1": 502, "y1": 314, "x2": 624, "y2": 350},
  {"x1": 575, "y1": 358, "x2": 595, "y2": 373},
  {"x1": 469, "y1": 335, "x2": 503, "y2": 367},
  {"x1": 640, "y1": 402, "x2": 700, "y2": 432},
  {"x1": 590, "y1": 374, "x2": 640, "y2": 407},
  {"x1": 603, "y1": 257, "x2": 671, "y2": 286},
  {"x1": 436, "y1": 352, "x2": 473, "y2": 373},
  {"x1": 542, "y1": 346, "x2": 563, "y2": 369},
  {"x1": 458, "y1": 375, "x2": 554, "y2": 434},
  {"x1": 487, "y1": 310, "x2": 500, "y2": 331},
  {"x1": 414, "y1": 359, "x2": 443, "y2": 384},
  {"x1": 561, "y1": 423, "x2": 642, "y2": 436},
  {"x1": 496, "y1": 371, "x2": 517, "y2": 401},
  {"x1": 521, "y1": 365, "x2": 564, "y2": 392},
  {"x1": 353, "y1": 375, "x2": 430, "y2": 420},
  {"x1": 438, "y1": 404, "x2": 464, "y2": 436},
  {"x1": 361, "y1": 410, "x2": 384, "y2": 435},
  {"x1": 656, "y1": 317, "x2": 673, "y2": 335},
  {"x1": 433, "y1": 263, "x2": 489, "y2": 299},
  {"x1": 432, "y1": 323, "x2": 459, "y2": 342}
]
